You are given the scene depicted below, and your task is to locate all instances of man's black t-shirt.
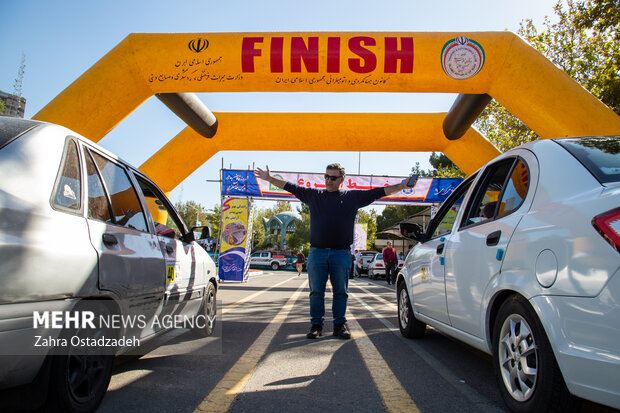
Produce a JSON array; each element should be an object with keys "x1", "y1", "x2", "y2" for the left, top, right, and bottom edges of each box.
[{"x1": 284, "y1": 182, "x2": 385, "y2": 249}]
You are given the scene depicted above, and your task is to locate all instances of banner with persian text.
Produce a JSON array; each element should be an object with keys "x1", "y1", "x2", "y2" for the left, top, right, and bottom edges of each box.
[
  {"x1": 218, "y1": 197, "x2": 253, "y2": 282},
  {"x1": 222, "y1": 169, "x2": 462, "y2": 205}
]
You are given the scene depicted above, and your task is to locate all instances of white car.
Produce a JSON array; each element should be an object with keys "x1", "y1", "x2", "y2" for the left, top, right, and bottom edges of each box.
[
  {"x1": 367, "y1": 253, "x2": 404, "y2": 279},
  {"x1": 397, "y1": 136, "x2": 619, "y2": 412},
  {"x1": 0, "y1": 118, "x2": 218, "y2": 412},
  {"x1": 356, "y1": 250, "x2": 380, "y2": 276}
]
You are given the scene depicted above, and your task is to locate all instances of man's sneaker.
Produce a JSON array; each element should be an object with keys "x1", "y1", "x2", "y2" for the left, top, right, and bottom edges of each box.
[
  {"x1": 306, "y1": 324, "x2": 323, "y2": 339},
  {"x1": 333, "y1": 323, "x2": 351, "y2": 339}
]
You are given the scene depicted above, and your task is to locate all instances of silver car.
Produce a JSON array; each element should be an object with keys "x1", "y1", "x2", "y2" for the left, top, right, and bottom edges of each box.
[
  {"x1": 0, "y1": 118, "x2": 218, "y2": 412},
  {"x1": 397, "y1": 136, "x2": 619, "y2": 412}
]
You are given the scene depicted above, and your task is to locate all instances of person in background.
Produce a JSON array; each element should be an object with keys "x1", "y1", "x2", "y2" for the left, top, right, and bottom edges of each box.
[
  {"x1": 354, "y1": 249, "x2": 361, "y2": 277},
  {"x1": 255, "y1": 163, "x2": 408, "y2": 340},
  {"x1": 296, "y1": 249, "x2": 305, "y2": 276},
  {"x1": 383, "y1": 241, "x2": 398, "y2": 285}
]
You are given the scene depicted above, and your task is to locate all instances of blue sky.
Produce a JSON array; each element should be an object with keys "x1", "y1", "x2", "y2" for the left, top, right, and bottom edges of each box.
[{"x1": 1, "y1": 0, "x2": 558, "y2": 211}]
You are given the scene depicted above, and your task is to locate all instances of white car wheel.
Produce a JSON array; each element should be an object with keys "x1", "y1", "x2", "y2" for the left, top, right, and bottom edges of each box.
[
  {"x1": 397, "y1": 281, "x2": 426, "y2": 338},
  {"x1": 193, "y1": 282, "x2": 217, "y2": 337},
  {"x1": 492, "y1": 296, "x2": 574, "y2": 412}
]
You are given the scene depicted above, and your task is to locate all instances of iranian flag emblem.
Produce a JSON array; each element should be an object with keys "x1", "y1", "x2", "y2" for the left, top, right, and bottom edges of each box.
[{"x1": 441, "y1": 37, "x2": 485, "y2": 80}]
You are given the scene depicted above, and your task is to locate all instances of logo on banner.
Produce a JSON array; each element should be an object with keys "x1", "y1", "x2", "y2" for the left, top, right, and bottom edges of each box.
[
  {"x1": 188, "y1": 38, "x2": 209, "y2": 53},
  {"x1": 441, "y1": 37, "x2": 485, "y2": 80}
]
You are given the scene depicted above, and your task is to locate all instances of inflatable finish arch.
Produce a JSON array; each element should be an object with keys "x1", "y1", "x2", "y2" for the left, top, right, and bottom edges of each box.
[{"x1": 34, "y1": 32, "x2": 620, "y2": 193}]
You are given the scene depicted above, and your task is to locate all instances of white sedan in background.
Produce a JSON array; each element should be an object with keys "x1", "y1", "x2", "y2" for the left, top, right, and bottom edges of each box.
[
  {"x1": 397, "y1": 136, "x2": 619, "y2": 412},
  {"x1": 367, "y1": 253, "x2": 404, "y2": 279}
]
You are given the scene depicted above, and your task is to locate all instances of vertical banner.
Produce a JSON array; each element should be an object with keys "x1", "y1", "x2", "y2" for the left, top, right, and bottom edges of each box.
[
  {"x1": 218, "y1": 197, "x2": 251, "y2": 282},
  {"x1": 352, "y1": 223, "x2": 368, "y2": 252},
  {"x1": 242, "y1": 199, "x2": 254, "y2": 281}
]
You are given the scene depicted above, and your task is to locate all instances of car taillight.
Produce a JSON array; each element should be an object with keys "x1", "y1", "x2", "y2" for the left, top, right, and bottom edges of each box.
[{"x1": 592, "y1": 207, "x2": 620, "y2": 253}]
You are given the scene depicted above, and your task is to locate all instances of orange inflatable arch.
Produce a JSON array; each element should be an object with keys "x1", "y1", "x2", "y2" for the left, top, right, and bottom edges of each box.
[{"x1": 33, "y1": 32, "x2": 620, "y2": 192}]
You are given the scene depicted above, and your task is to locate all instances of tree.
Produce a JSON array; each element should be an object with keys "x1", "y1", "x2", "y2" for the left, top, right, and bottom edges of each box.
[
  {"x1": 428, "y1": 152, "x2": 466, "y2": 178},
  {"x1": 175, "y1": 200, "x2": 209, "y2": 229},
  {"x1": 287, "y1": 203, "x2": 310, "y2": 253},
  {"x1": 356, "y1": 209, "x2": 378, "y2": 250},
  {"x1": 476, "y1": 0, "x2": 619, "y2": 151},
  {"x1": 174, "y1": 200, "x2": 220, "y2": 239},
  {"x1": 410, "y1": 162, "x2": 433, "y2": 177},
  {"x1": 376, "y1": 205, "x2": 426, "y2": 232},
  {"x1": 205, "y1": 205, "x2": 221, "y2": 240},
  {"x1": 251, "y1": 207, "x2": 271, "y2": 250},
  {"x1": 0, "y1": 98, "x2": 5, "y2": 114},
  {"x1": 250, "y1": 201, "x2": 294, "y2": 251}
]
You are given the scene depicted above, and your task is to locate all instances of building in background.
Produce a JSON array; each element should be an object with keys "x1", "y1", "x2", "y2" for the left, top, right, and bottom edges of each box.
[{"x1": 0, "y1": 91, "x2": 26, "y2": 118}]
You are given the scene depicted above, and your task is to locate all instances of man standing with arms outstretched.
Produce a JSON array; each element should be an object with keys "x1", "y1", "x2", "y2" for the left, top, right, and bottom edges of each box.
[{"x1": 255, "y1": 163, "x2": 408, "y2": 339}]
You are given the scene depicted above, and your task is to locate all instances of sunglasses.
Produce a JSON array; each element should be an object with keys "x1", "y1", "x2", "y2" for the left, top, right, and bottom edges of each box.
[{"x1": 324, "y1": 174, "x2": 342, "y2": 181}]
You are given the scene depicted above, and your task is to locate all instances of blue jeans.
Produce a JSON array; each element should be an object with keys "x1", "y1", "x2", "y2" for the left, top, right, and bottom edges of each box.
[{"x1": 307, "y1": 247, "x2": 351, "y2": 326}]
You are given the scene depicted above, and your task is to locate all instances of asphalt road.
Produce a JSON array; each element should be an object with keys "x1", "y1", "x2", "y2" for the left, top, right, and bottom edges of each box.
[{"x1": 96, "y1": 271, "x2": 616, "y2": 413}]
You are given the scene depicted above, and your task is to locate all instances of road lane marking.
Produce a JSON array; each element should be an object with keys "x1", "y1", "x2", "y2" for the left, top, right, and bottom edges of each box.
[
  {"x1": 222, "y1": 274, "x2": 299, "y2": 314},
  {"x1": 350, "y1": 287, "x2": 503, "y2": 413},
  {"x1": 348, "y1": 312, "x2": 421, "y2": 413},
  {"x1": 194, "y1": 279, "x2": 308, "y2": 413}
]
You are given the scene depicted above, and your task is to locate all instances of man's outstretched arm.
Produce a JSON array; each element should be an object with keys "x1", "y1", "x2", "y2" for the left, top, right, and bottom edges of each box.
[
  {"x1": 255, "y1": 166, "x2": 288, "y2": 189},
  {"x1": 383, "y1": 179, "x2": 408, "y2": 196}
]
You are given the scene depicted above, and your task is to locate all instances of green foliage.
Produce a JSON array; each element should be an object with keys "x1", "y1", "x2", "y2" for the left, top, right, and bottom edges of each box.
[
  {"x1": 433, "y1": 165, "x2": 467, "y2": 178},
  {"x1": 251, "y1": 207, "x2": 271, "y2": 250},
  {"x1": 574, "y1": 0, "x2": 619, "y2": 34},
  {"x1": 411, "y1": 154, "x2": 466, "y2": 178},
  {"x1": 428, "y1": 152, "x2": 466, "y2": 178},
  {"x1": 250, "y1": 201, "x2": 296, "y2": 251},
  {"x1": 429, "y1": 152, "x2": 454, "y2": 170},
  {"x1": 287, "y1": 203, "x2": 310, "y2": 251},
  {"x1": 521, "y1": 0, "x2": 618, "y2": 112},
  {"x1": 205, "y1": 205, "x2": 221, "y2": 240},
  {"x1": 410, "y1": 162, "x2": 433, "y2": 177},
  {"x1": 376, "y1": 205, "x2": 426, "y2": 232},
  {"x1": 476, "y1": 0, "x2": 619, "y2": 151},
  {"x1": 273, "y1": 201, "x2": 292, "y2": 214},
  {"x1": 0, "y1": 98, "x2": 5, "y2": 114},
  {"x1": 476, "y1": 100, "x2": 540, "y2": 152},
  {"x1": 175, "y1": 200, "x2": 208, "y2": 229},
  {"x1": 174, "y1": 200, "x2": 220, "y2": 238}
]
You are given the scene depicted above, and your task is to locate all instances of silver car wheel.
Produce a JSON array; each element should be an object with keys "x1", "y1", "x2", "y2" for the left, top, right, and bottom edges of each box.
[
  {"x1": 498, "y1": 314, "x2": 538, "y2": 402},
  {"x1": 399, "y1": 288, "x2": 410, "y2": 328}
]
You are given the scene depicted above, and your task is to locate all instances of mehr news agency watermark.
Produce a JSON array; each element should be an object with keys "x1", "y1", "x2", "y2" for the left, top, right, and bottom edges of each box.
[{"x1": 31, "y1": 310, "x2": 217, "y2": 351}]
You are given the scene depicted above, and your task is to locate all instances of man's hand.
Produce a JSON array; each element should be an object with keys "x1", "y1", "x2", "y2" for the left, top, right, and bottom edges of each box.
[
  {"x1": 254, "y1": 166, "x2": 288, "y2": 189},
  {"x1": 383, "y1": 178, "x2": 409, "y2": 196},
  {"x1": 254, "y1": 166, "x2": 271, "y2": 181}
]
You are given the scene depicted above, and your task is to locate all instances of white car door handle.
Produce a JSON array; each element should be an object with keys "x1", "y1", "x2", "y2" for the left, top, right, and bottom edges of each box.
[
  {"x1": 436, "y1": 243, "x2": 445, "y2": 254},
  {"x1": 102, "y1": 233, "x2": 118, "y2": 246},
  {"x1": 487, "y1": 231, "x2": 501, "y2": 246}
]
